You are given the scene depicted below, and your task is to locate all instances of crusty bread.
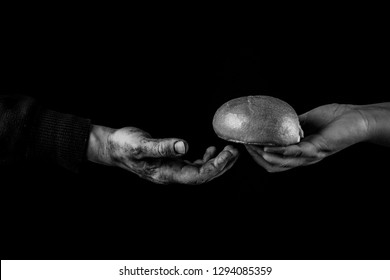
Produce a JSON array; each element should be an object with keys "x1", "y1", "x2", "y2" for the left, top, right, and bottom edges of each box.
[{"x1": 212, "y1": 95, "x2": 303, "y2": 146}]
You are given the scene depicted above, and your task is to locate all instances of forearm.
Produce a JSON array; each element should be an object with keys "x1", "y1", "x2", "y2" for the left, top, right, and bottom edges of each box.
[{"x1": 357, "y1": 103, "x2": 390, "y2": 147}]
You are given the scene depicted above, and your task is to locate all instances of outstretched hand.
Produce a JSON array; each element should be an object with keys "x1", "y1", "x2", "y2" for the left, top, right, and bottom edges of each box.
[
  {"x1": 88, "y1": 126, "x2": 239, "y2": 184},
  {"x1": 245, "y1": 103, "x2": 370, "y2": 172}
]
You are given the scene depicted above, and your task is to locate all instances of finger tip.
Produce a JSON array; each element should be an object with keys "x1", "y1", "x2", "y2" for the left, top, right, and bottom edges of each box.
[
  {"x1": 222, "y1": 145, "x2": 239, "y2": 157},
  {"x1": 263, "y1": 147, "x2": 271, "y2": 152},
  {"x1": 208, "y1": 146, "x2": 217, "y2": 152},
  {"x1": 262, "y1": 153, "x2": 271, "y2": 162},
  {"x1": 231, "y1": 147, "x2": 240, "y2": 157}
]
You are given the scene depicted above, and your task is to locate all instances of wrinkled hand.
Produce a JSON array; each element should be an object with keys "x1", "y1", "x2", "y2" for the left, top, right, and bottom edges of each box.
[
  {"x1": 88, "y1": 126, "x2": 239, "y2": 184},
  {"x1": 245, "y1": 103, "x2": 370, "y2": 172}
]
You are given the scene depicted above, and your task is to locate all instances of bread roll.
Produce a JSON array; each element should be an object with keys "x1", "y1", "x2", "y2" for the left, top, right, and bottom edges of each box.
[{"x1": 212, "y1": 95, "x2": 303, "y2": 146}]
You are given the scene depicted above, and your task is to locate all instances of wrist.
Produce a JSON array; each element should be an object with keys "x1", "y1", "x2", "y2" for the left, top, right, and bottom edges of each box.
[
  {"x1": 355, "y1": 103, "x2": 390, "y2": 146},
  {"x1": 348, "y1": 104, "x2": 379, "y2": 144},
  {"x1": 87, "y1": 124, "x2": 115, "y2": 165}
]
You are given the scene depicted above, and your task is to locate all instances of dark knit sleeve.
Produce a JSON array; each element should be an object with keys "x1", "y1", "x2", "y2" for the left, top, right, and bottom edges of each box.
[
  {"x1": 0, "y1": 94, "x2": 91, "y2": 172},
  {"x1": 28, "y1": 109, "x2": 92, "y2": 172}
]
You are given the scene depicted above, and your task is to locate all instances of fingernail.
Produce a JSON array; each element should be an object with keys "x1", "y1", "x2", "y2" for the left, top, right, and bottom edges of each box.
[{"x1": 174, "y1": 141, "x2": 186, "y2": 154}]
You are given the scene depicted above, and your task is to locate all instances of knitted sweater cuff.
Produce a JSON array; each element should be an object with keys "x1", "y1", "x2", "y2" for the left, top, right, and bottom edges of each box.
[{"x1": 30, "y1": 109, "x2": 92, "y2": 173}]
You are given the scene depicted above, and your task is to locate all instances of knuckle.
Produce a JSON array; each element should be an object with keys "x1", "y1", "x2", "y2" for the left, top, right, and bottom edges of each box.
[
  {"x1": 181, "y1": 175, "x2": 204, "y2": 185},
  {"x1": 316, "y1": 152, "x2": 327, "y2": 160},
  {"x1": 150, "y1": 171, "x2": 169, "y2": 184},
  {"x1": 191, "y1": 179, "x2": 205, "y2": 185},
  {"x1": 132, "y1": 147, "x2": 144, "y2": 159},
  {"x1": 157, "y1": 143, "x2": 166, "y2": 156},
  {"x1": 200, "y1": 164, "x2": 215, "y2": 175},
  {"x1": 293, "y1": 150, "x2": 303, "y2": 157}
]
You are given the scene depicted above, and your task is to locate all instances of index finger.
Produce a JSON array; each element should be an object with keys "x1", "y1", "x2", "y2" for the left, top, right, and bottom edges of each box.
[{"x1": 264, "y1": 141, "x2": 318, "y2": 158}]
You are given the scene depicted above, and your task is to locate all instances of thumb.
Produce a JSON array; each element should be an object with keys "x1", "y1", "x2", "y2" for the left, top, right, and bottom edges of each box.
[{"x1": 143, "y1": 138, "x2": 189, "y2": 158}]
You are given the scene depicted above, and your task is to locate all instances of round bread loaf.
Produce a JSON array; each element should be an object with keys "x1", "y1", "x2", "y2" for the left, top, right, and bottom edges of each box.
[{"x1": 212, "y1": 95, "x2": 303, "y2": 146}]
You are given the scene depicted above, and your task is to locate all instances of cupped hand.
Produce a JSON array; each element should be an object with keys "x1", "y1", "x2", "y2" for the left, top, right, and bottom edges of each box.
[
  {"x1": 245, "y1": 103, "x2": 370, "y2": 172},
  {"x1": 88, "y1": 126, "x2": 239, "y2": 184}
]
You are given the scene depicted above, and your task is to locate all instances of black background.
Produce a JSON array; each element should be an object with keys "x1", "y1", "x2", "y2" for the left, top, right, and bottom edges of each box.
[{"x1": 1, "y1": 12, "x2": 389, "y2": 260}]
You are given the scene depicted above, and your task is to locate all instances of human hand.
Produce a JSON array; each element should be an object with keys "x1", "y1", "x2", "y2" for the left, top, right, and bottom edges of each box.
[
  {"x1": 245, "y1": 103, "x2": 370, "y2": 172},
  {"x1": 87, "y1": 126, "x2": 239, "y2": 184}
]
